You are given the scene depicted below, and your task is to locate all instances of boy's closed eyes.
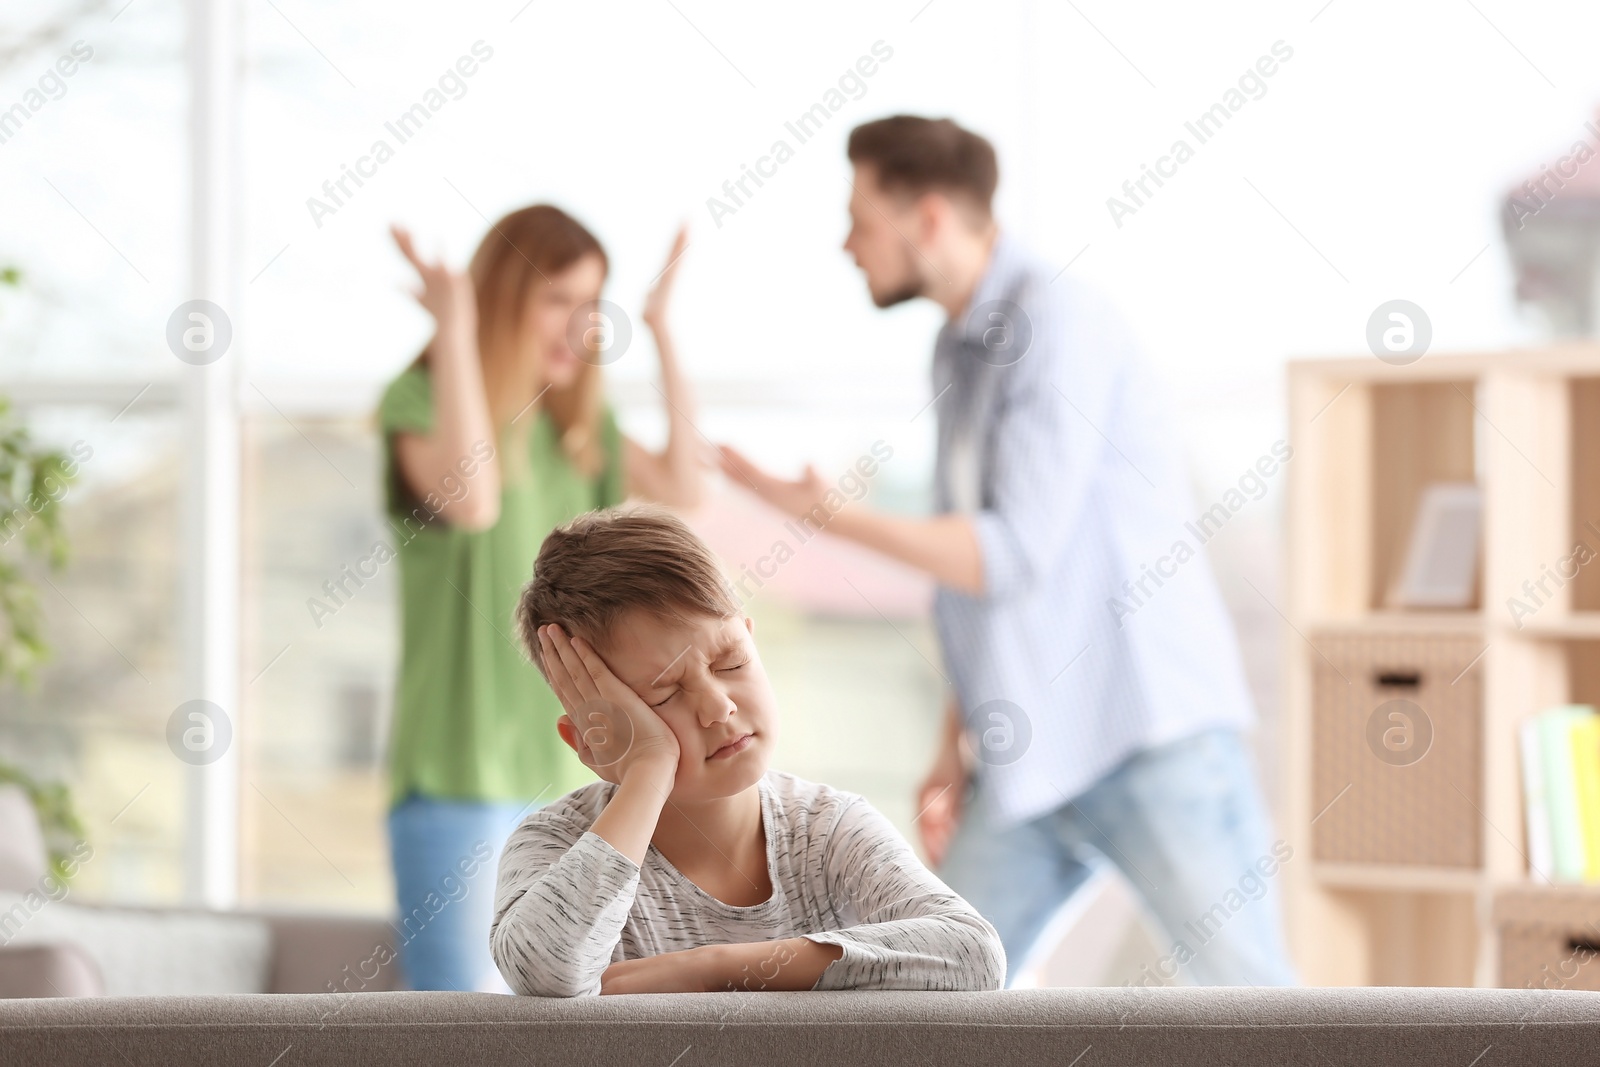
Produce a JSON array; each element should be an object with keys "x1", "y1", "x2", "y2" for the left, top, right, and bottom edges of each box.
[{"x1": 549, "y1": 608, "x2": 778, "y2": 790}]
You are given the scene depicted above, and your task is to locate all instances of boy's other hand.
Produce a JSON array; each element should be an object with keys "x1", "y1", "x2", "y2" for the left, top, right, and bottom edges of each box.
[
  {"x1": 540, "y1": 623, "x2": 680, "y2": 786},
  {"x1": 599, "y1": 946, "x2": 724, "y2": 995}
]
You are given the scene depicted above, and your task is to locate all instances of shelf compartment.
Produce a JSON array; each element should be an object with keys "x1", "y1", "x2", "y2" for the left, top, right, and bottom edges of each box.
[
  {"x1": 1494, "y1": 885, "x2": 1600, "y2": 989},
  {"x1": 1369, "y1": 381, "x2": 1480, "y2": 613},
  {"x1": 1311, "y1": 631, "x2": 1485, "y2": 869}
]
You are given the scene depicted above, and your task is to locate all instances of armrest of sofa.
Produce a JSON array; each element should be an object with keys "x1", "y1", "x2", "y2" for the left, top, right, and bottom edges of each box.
[
  {"x1": 259, "y1": 913, "x2": 401, "y2": 994},
  {"x1": 0, "y1": 942, "x2": 103, "y2": 998}
]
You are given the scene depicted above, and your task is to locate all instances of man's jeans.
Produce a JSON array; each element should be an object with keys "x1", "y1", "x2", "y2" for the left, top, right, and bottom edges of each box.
[{"x1": 938, "y1": 727, "x2": 1299, "y2": 987}]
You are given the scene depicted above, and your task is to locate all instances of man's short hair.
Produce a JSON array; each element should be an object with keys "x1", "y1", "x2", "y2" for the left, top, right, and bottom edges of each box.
[
  {"x1": 847, "y1": 115, "x2": 998, "y2": 217},
  {"x1": 514, "y1": 505, "x2": 739, "y2": 678}
]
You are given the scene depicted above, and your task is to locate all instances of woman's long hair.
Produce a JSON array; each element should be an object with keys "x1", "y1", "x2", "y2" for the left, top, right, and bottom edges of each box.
[
  {"x1": 467, "y1": 205, "x2": 609, "y2": 479},
  {"x1": 404, "y1": 205, "x2": 610, "y2": 506}
]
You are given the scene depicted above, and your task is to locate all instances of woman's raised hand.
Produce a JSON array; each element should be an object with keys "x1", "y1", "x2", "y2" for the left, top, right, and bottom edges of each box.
[
  {"x1": 391, "y1": 224, "x2": 477, "y2": 336},
  {"x1": 538, "y1": 623, "x2": 681, "y2": 786},
  {"x1": 640, "y1": 224, "x2": 689, "y2": 335}
]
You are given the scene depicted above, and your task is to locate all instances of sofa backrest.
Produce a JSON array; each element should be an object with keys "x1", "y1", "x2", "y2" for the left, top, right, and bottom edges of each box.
[{"x1": 0, "y1": 987, "x2": 1597, "y2": 1066}]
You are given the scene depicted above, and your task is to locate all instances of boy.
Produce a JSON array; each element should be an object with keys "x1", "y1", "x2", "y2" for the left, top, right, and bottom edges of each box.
[{"x1": 491, "y1": 505, "x2": 1006, "y2": 997}]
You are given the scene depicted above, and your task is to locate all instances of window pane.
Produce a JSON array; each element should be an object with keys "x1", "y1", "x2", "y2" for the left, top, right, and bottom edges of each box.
[
  {"x1": 0, "y1": 5, "x2": 187, "y2": 376},
  {"x1": 0, "y1": 407, "x2": 186, "y2": 905},
  {"x1": 241, "y1": 414, "x2": 392, "y2": 909}
]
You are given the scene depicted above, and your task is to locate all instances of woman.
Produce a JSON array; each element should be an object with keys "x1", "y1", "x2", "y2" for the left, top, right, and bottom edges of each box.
[{"x1": 380, "y1": 206, "x2": 703, "y2": 991}]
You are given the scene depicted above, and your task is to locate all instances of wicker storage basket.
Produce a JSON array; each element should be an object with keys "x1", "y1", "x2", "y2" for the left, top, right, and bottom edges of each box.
[
  {"x1": 1310, "y1": 632, "x2": 1484, "y2": 868},
  {"x1": 1495, "y1": 887, "x2": 1600, "y2": 990}
]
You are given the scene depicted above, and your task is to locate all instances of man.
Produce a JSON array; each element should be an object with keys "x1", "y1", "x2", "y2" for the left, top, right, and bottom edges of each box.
[{"x1": 718, "y1": 115, "x2": 1296, "y2": 986}]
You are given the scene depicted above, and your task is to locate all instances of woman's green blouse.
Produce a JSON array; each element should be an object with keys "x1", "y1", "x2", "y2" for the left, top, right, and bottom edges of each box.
[{"x1": 378, "y1": 365, "x2": 624, "y2": 807}]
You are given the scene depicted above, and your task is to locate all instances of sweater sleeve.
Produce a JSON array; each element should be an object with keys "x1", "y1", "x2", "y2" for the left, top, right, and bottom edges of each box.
[
  {"x1": 490, "y1": 821, "x2": 642, "y2": 997},
  {"x1": 801, "y1": 797, "x2": 1007, "y2": 991}
]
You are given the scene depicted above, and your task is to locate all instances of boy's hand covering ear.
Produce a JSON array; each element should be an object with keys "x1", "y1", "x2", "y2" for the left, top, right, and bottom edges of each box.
[{"x1": 539, "y1": 623, "x2": 681, "y2": 785}]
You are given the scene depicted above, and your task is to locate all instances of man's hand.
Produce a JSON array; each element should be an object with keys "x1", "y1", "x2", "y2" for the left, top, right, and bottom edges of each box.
[
  {"x1": 716, "y1": 444, "x2": 986, "y2": 595},
  {"x1": 717, "y1": 445, "x2": 832, "y2": 521},
  {"x1": 539, "y1": 623, "x2": 680, "y2": 786},
  {"x1": 916, "y1": 701, "x2": 971, "y2": 868}
]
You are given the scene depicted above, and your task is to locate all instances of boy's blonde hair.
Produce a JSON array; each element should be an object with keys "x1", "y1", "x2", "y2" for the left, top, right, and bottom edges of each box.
[{"x1": 514, "y1": 505, "x2": 740, "y2": 679}]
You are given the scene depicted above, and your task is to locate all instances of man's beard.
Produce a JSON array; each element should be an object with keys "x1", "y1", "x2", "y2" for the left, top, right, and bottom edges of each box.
[
  {"x1": 871, "y1": 246, "x2": 926, "y2": 308},
  {"x1": 872, "y1": 282, "x2": 923, "y2": 309}
]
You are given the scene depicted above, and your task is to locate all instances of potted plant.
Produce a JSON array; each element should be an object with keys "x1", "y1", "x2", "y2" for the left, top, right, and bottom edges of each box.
[{"x1": 0, "y1": 263, "x2": 85, "y2": 882}]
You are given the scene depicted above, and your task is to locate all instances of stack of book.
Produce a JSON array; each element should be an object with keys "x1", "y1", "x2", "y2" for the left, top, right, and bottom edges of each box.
[{"x1": 1521, "y1": 704, "x2": 1600, "y2": 882}]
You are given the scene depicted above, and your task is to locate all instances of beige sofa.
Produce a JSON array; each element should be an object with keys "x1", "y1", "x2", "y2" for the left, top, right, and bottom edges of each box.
[
  {"x1": 2, "y1": 985, "x2": 1598, "y2": 1065},
  {"x1": 0, "y1": 784, "x2": 402, "y2": 999}
]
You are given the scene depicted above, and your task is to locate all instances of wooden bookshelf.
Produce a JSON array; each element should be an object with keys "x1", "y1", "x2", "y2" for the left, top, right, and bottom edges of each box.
[{"x1": 1284, "y1": 345, "x2": 1600, "y2": 987}]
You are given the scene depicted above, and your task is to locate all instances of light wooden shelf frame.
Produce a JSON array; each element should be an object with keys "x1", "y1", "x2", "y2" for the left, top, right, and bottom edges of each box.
[{"x1": 1284, "y1": 344, "x2": 1600, "y2": 987}]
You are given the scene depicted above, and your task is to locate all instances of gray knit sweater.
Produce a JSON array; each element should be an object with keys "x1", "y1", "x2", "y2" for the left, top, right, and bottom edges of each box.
[{"x1": 491, "y1": 769, "x2": 1006, "y2": 997}]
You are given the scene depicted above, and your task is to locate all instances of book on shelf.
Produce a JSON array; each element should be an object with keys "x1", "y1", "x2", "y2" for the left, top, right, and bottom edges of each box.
[
  {"x1": 1520, "y1": 716, "x2": 1554, "y2": 879},
  {"x1": 1579, "y1": 715, "x2": 1600, "y2": 883},
  {"x1": 1522, "y1": 704, "x2": 1600, "y2": 883}
]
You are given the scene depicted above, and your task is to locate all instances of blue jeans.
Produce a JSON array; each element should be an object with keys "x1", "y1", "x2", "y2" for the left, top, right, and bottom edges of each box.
[
  {"x1": 387, "y1": 794, "x2": 539, "y2": 992},
  {"x1": 938, "y1": 728, "x2": 1298, "y2": 987}
]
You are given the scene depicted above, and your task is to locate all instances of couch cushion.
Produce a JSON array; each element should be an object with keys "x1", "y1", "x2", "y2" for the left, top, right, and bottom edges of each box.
[
  {"x1": 0, "y1": 987, "x2": 1595, "y2": 1066},
  {"x1": 0, "y1": 892, "x2": 272, "y2": 995},
  {"x1": 0, "y1": 943, "x2": 103, "y2": 998},
  {"x1": 259, "y1": 912, "x2": 402, "y2": 994}
]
